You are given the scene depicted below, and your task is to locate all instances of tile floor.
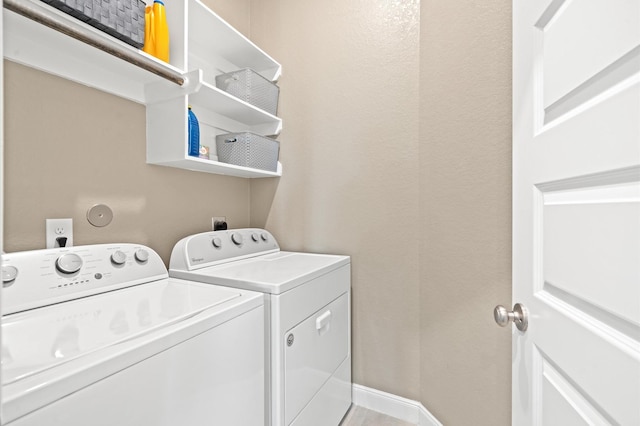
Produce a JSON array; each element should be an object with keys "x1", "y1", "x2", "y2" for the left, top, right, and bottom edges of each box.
[{"x1": 340, "y1": 405, "x2": 416, "y2": 426}]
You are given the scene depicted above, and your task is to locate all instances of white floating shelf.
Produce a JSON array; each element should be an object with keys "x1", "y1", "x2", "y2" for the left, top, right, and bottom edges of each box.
[
  {"x1": 187, "y1": 0, "x2": 281, "y2": 82},
  {"x1": 151, "y1": 157, "x2": 283, "y2": 178},
  {"x1": 189, "y1": 79, "x2": 282, "y2": 136},
  {"x1": 3, "y1": 0, "x2": 186, "y2": 105}
]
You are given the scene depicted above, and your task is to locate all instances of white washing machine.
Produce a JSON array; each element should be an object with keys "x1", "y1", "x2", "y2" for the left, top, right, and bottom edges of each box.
[
  {"x1": 169, "y1": 228, "x2": 352, "y2": 426},
  {"x1": 1, "y1": 243, "x2": 265, "y2": 426}
]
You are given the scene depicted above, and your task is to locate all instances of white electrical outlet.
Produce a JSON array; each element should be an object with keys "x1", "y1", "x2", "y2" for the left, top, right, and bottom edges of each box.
[
  {"x1": 46, "y1": 218, "x2": 73, "y2": 248},
  {"x1": 212, "y1": 216, "x2": 227, "y2": 230}
]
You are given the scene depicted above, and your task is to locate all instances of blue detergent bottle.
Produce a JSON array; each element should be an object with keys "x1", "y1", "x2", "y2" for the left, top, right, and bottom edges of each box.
[{"x1": 187, "y1": 105, "x2": 200, "y2": 157}]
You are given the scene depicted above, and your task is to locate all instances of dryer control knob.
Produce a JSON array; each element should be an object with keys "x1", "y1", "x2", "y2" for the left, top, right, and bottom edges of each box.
[
  {"x1": 111, "y1": 250, "x2": 127, "y2": 265},
  {"x1": 231, "y1": 233, "x2": 243, "y2": 245},
  {"x1": 134, "y1": 249, "x2": 149, "y2": 263},
  {"x1": 261, "y1": 233, "x2": 269, "y2": 242},
  {"x1": 56, "y1": 253, "x2": 83, "y2": 274},
  {"x1": 2, "y1": 265, "x2": 18, "y2": 285},
  {"x1": 212, "y1": 237, "x2": 222, "y2": 248},
  {"x1": 251, "y1": 233, "x2": 259, "y2": 242}
]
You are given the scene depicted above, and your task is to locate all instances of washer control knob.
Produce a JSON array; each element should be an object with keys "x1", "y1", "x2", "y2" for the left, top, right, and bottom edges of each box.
[
  {"x1": 231, "y1": 233, "x2": 243, "y2": 246},
  {"x1": 261, "y1": 233, "x2": 269, "y2": 242},
  {"x1": 251, "y1": 233, "x2": 259, "y2": 242},
  {"x1": 134, "y1": 249, "x2": 149, "y2": 263},
  {"x1": 212, "y1": 237, "x2": 222, "y2": 248},
  {"x1": 111, "y1": 250, "x2": 127, "y2": 265},
  {"x1": 2, "y1": 265, "x2": 18, "y2": 286},
  {"x1": 56, "y1": 253, "x2": 83, "y2": 274}
]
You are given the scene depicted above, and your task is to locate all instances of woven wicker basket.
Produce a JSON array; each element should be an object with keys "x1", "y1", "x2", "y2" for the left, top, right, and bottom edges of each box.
[
  {"x1": 42, "y1": 0, "x2": 146, "y2": 48},
  {"x1": 215, "y1": 69, "x2": 279, "y2": 115},
  {"x1": 216, "y1": 132, "x2": 279, "y2": 172}
]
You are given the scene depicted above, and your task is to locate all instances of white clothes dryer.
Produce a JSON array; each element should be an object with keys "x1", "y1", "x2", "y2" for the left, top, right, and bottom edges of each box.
[
  {"x1": 1, "y1": 244, "x2": 265, "y2": 426},
  {"x1": 169, "y1": 228, "x2": 352, "y2": 426}
]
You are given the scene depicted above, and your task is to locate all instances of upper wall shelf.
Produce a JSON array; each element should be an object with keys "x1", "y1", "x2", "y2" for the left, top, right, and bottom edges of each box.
[
  {"x1": 185, "y1": 0, "x2": 281, "y2": 83},
  {"x1": 3, "y1": 0, "x2": 185, "y2": 105},
  {"x1": 4, "y1": 0, "x2": 283, "y2": 178},
  {"x1": 148, "y1": 155, "x2": 283, "y2": 178}
]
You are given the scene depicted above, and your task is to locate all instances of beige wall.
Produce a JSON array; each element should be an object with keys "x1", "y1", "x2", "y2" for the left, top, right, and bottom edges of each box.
[
  {"x1": 3, "y1": 0, "x2": 511, "y2": 424},
  {"x1": 419, "y1": 1, "x2": 512, "y2": 424}
]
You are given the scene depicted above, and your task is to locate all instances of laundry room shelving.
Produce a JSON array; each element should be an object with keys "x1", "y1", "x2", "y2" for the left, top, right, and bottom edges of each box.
[
  {"x1": 3, "y1": 0, "x2": 283, "y2": 178},
  {"x1": 147, "y1": 0, "x2": 282, "y2": 177}
]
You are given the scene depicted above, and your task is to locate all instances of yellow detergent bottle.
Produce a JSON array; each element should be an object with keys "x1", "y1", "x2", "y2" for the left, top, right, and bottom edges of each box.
[
  {"x1": 143, "y1": 5, "x2": 155, "y2": 56},
  {"x1": 152, "y1": 0, "x2": 170, "y2": 63}
]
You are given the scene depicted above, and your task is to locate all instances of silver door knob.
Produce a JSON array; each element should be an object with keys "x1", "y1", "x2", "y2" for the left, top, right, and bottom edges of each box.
[{"x1": 494, "y1": 303, "x2": 528, "y2": 332}]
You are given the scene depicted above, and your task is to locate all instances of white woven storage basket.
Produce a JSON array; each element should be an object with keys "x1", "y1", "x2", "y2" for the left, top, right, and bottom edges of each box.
[
  {"x1": 215, "y1": 69, "x2": 279, "y2": 115},
  {"x1": 216, "y1": 132, "x2": 279, "y2": 172}
]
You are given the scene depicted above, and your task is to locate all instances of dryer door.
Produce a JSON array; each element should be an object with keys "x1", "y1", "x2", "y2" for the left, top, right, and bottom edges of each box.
[{"x1": 284, "y1": 292, "x2": 349, "y2": 425}]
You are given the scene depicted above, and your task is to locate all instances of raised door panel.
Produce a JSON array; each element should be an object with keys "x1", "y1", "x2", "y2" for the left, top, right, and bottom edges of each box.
[{"x1": 513, "y1": 0, "x2": 640, "y2": 424}]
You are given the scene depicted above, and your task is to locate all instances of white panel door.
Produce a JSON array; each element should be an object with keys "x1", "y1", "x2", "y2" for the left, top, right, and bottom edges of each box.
[
  {"x1": 1, "y1": 0, "x2": 4, "y2": 418},
  {"x1": 512, "y1": 0, "x2": 640, "y2": 424}
]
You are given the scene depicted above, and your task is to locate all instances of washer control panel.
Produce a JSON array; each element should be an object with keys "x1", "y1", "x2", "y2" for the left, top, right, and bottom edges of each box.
[
  {"x1": 170, "y1": 228, "x2": 280, "y2": 271},
  {"x1": 2, "y1": 244, "x2": 167, "y2": 315}
]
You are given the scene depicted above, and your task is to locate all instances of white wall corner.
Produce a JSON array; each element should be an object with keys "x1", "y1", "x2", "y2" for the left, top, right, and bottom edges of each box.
[{"x1": 352, "y1": 384, "x2": 443, "y2": 426}]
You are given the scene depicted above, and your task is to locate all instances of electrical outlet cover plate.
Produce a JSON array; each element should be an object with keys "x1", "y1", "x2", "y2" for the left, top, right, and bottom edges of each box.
[
  {"x1": 212, "y1": 216, "x2": 226, "y2": 230},
  {"x1": 46, "y1": 218, "x2": 73, "y2": 248}
]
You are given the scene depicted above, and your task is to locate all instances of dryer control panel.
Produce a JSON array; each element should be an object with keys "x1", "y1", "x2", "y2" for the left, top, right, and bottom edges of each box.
[
  {"x1": 169, "y1": 228, "x2": 280, "y2": 271},
  {"x1": 2, "y1": 244, "x2": 168, "y2": 315}
]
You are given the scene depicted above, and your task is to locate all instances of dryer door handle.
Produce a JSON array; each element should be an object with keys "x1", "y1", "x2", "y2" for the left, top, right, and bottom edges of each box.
[{"x1": 316, "y1": 310, "x2": 332, "y2": 331}]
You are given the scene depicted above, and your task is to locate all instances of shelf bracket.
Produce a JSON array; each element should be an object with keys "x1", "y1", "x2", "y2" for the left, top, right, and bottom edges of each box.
[{"x1": 3, "y1": 0, "x2": 185, "y2": 87}]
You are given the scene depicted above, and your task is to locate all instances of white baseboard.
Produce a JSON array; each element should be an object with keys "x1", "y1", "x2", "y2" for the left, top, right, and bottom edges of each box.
[{"x1": 351, "y1": 384, "x2": 442, "y2": 426}]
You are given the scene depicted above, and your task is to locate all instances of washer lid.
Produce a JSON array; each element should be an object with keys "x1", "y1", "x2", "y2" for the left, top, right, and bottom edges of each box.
[
  {"x1": 1, "y1": 279, "x2": 241, "y2": 385},
  {"x1": 171, "y1": 251, "x2": 350, "y2": 294}
]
